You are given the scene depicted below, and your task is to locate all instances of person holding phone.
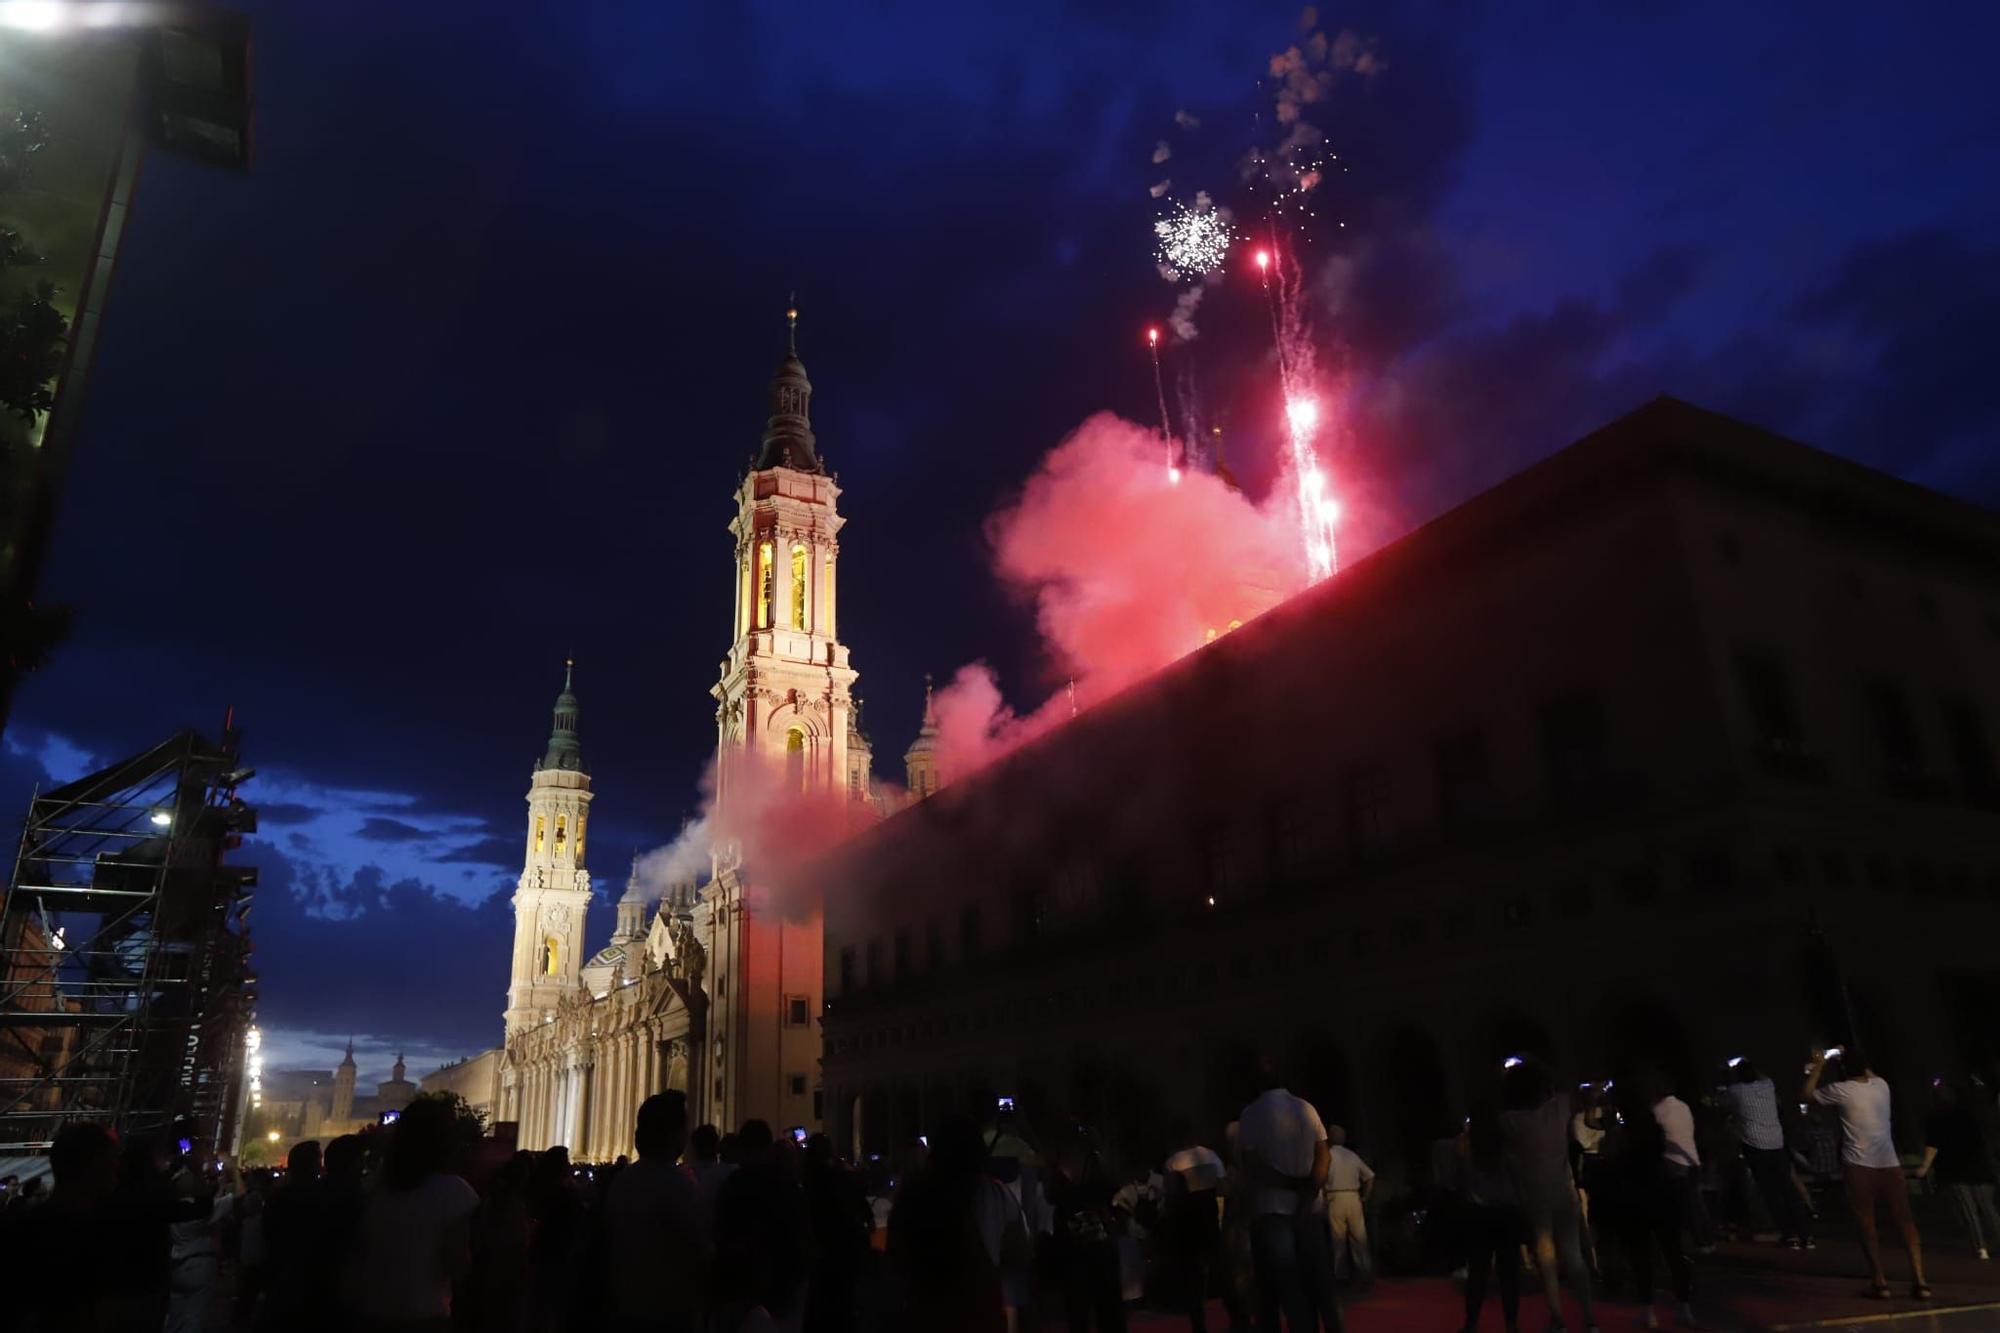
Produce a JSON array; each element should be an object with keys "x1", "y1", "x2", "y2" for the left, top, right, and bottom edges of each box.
[{"x1": 1804, "y1": 1046, "x2": 1929, "y2": 1301}]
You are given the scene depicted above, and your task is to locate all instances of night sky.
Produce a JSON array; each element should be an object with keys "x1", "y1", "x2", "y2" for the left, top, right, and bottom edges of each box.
[{"x1": 6, "y1": 0, "x2": 1998, "y2": 1080}]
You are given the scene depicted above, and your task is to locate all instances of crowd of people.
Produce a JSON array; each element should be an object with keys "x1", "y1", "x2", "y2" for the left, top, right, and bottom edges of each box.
[{"x1": 2, "y1": 1041, "x2": 1995, "y2": 1333}]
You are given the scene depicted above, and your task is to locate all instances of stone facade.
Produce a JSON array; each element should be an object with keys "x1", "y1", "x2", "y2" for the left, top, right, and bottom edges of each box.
[
  {"x1": 496, "y1": 312, "x2": 872, "y2": 1151},
  {"x1": 817, "y1": 397, "x2": 2000, "y2": 1184}
]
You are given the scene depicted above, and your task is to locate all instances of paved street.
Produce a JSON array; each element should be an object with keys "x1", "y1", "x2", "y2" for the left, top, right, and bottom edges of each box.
[{"x1": 1128, "y1": 1229, "x2": 2000, "y2": 1332}]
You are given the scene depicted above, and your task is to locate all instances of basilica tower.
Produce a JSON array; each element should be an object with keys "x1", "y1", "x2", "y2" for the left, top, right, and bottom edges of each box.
[
  {"x1": 504, "y1": 664, "x2": 595, "y2": 1038},
  {"x1": 701, "y1": 306, "x2": 858, "y2": 1131}
]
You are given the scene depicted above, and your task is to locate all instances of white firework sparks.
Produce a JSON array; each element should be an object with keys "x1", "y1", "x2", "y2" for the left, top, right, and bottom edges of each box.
[{"x1": 1153, "y1": 200, "x2": 1234, "y2": 278}]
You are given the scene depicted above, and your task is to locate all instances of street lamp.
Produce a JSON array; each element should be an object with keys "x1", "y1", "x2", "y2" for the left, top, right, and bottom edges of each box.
[{"x1": 265, "y1": 1129, "x2": 278, "y2": 1142}]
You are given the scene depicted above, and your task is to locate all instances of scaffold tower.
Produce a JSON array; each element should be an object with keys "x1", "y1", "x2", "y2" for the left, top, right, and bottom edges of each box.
[{"x1": 0, "y1": 728, "x2": 257, "y2": 1155}]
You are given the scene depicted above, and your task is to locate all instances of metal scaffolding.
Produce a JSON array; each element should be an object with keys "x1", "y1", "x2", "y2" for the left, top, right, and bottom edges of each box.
[{"x1": 0, "y1": 728, "x2": 256, "y2": 1155}]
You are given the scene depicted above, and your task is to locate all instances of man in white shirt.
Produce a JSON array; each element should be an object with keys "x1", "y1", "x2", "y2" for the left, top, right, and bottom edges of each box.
[
  {"x1": 1721, "y1": 1060, "x2": 1812, "y2": 1247},
  {"x1": 1805, "y1": 1046, "x2": 1929, "y2": 1300},
  {"x1": 1321, "y1": 1125, "x2": 1374, "y2": 1285},
  {"x1": 1236, "y1": 1067, "x2": 1341, "y2": 1331}
]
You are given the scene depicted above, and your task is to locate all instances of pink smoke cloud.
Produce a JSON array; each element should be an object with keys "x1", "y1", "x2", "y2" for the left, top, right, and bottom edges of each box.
[{"x1": 932, "y1": 412, "x2": 1305, "y2": 779}]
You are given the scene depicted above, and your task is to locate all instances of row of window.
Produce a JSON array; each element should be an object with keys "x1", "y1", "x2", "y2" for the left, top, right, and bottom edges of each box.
[
  {"x1": 832, "y1": 838, "x2": 2000, "y2": 1006},
  {"x1": 743, "y1": 541, "x2": 835, "y2": 635},
  {"x1": 1736, "y1": 653, "x2": 1997, "y2": 803},
  {"x1": 531, "y1": 812, "x2": 584, "y2": 861}
]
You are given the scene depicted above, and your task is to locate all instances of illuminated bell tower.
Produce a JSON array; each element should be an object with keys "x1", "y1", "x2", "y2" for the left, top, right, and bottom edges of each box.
[
  {"x1": 703, "y1": 304, "x2": 855, "y2": 1131},
  {"x1": 504, "y1": 663, "x2": 595, "y2": 1038}
]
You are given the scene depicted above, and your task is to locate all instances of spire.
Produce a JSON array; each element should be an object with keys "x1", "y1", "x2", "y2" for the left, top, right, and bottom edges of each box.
[
  {"x1": 921, "y1": 674, "x2": 937, "y2": 729},
  {"x1": 537, "y1": 660, "x2": 585, "y2": 773},
  {"x1": 340, "y1": 1038, "x2": 355, "y2": 1068},
  {"x1": 755, "y1": 299, "x2": 822, "y2": 473},
  {"x1": 392, "y1": 1053, "x2": 406, "y2": 1081}
]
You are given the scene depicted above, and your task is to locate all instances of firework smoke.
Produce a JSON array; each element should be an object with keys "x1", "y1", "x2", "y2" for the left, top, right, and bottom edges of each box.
[{"x1": 931, "y1": 414, "x2": 1304, "y2": 779}]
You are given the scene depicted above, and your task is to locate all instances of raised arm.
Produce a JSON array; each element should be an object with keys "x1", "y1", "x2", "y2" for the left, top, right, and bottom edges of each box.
[{"x1": 1801, "y1": 1050, "x2": 1828, "y2": 1102}]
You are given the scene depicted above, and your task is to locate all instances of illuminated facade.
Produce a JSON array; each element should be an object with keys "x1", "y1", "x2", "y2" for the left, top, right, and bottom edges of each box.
[
  {"x1": 493, "y1": 314, "x2": 871, "y2": 1153},
  {"x1": 818, "y1": 398, "x2": 2000, "y2": 1182},
  {"x1": 503, "y1": 666, "x2": 597, "y2": 1039},
  {"x1": 700, "y1": 306, "x2": 858, "y2": 1133}
]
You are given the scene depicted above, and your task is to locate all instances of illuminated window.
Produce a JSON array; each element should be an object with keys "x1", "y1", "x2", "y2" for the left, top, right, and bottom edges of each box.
[
  {"x1": 553, "y1": 814, "x2": 567, "y2": 852},
  {"x1": 786, "y1": 727, "x2": 806, "y2": 791},
  {"x1": 574, "y1": 813, "x2": 586, "y2": 860},
  {"x1": 757, "y1": 541, "x2": 774, "y2": 628},
  {"x1": 823, "y1": 554, "x2": 835, "y2": 634},
  {"x1": 790, "y1": 543, "x2": 807, "y2": 630},
  {"x1": 533, "y1": 815, "x2": 545, "y2": 853},
  {"x1": 542, "y1": 937, "x2": 560, "y2": 975}
]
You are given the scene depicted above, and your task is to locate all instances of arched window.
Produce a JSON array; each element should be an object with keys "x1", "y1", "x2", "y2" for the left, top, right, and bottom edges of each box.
[
  {"x1": 533, "y1": 815, "x2": 545, "y2": 853},
  {"x1": 824, "y1": 553, "x2": 835, "y2": 636},
  {"x1": 574, "y1": 813, "x2": 586, "y2": 860},
  {"x1": 757, "y1": 541, "x2": 774, "y2": 628},
  {"x1": 790, "y1": 544, "x2": 808, "y2": 630},
  {"x1": 542, "y1": 937, "x2": 560, "y2": 975},
  {"x1": 786, "y1": 727, "x2": 807, "y2": 791},
  {"x1": 553, "y1": 814, "x2": 567, "y2": 853}
]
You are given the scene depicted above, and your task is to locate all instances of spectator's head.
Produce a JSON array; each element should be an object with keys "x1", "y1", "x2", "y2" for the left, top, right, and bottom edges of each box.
[
  {"x1": 286, "y1": 1140, "x2": 321, "y2": 1181},
  {"x1": 1325, "y1": 1124, "x2": 1347, "y2": 1148},
  {"x1": 719, "y1": 1131, "x2": 741, "y2": 1164},
  {"x1": 690, "y1": 1123, "x2": 720, "y2": 1163},
  {"x1": 118, "y1": 1134, "x2": 169, "y2": 1188},
  {"x1": 1839, "y1": 1046, "x2": 1872, "y2": 1078},
  {"x1": 1250, "y1": 1056, "x2": 1282, "y2": 1095},
  {"x1": 544, "y1": 1144, "x2": 571, "y2": 1171},
  {"x1": 929, "y1": 1113, "x2": 985, "y2": 1182},
  {"x1": 805, "y1": 1132, "x2": 834, "y2": 1171},
  {"x1": 736, "y1": 1118, "x2": 775, "y2": 1161},
  {"x1": 1731, "y1": 1059, "x2": 1761, "y2": 1084},
  {"x1": 1634, "y1": 1065, "x2": 1671, "y2": 1108},
  {"x1": 1465, "y1": 1103, "x2": 1503, "y2": 1169},
  {"x1": 1932, "y1": 1077, "x2": 1959, "y2": 1109},
  {"x1": 323, "y1": 1134, "x2": 364, "y2": 1182},
  {"x1": 1500, "y1": 1057, "x2": 1551, "y2": 1111},
  {"x1": 49, "y1": 1122, "x2": 119, "y2": 1200},
  {"x1": 385, "y1": 1095, "x2": 453, "y2": 1191},
  {"x1": 633, "y1": 1091, "x2": 690, "y2": 1162}
]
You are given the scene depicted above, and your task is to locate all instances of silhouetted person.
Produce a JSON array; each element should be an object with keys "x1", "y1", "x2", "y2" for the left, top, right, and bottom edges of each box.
[
  {"x1": 1720, "y1": 1060, "x2": 1811, "y2": 1248},
  {"x1": 802, "y1": 1133, "x2": 872, "y2": 1333},
  {"x1": 1498, "y1": 1056, "x2": 1596, "y2": 1332},
  {"x1": 258, "y1": 1140, "x2": 322, "y2": 1331},
  {"x1": 1450, "y1": 1104, "x2": 1523, "y2": 1333},
  {"x1": 603, "y1": 1092, "x2": 706, "y2": 1333},
  {"x1": 527, "y1": 1146, "x2": 585, "y2": 1332},
  {"x1": 462, "y1": 1152, "x2": 534, "y2": 1333},
  {"x1": 1605, "y1": 1082, "x2": 1696, "y2": 1329},
  {"x1": 2, "y1": 1121, "x2": 122, "y2": 1332},
  {"x1": 355, "y1": 1095, "x2": 479, "y2": 1329},
  {"x1": 1235, "y1": 1060, "x2": 1341, "y2": 1332},
  {"x1": 1644, "y1": 1070, "x2": 1711, "y2": 1252},
  {"x1": 888, "y1": 1112, "x2": 1009, "y2": 1333},
  {"x1": 710, "y1": 1119, "x2": 812, "y2": 1331},
  {"x1": 1320, "y1": 1125, "x2": 1373, "y2": 1286},
  {"x1": 1805, "y1": 1046, "x2": 1928, "y2": 1299},
  {"x1": 1051, "y1": 1138, "x2": 1125, "y2": 1332},
  {"x1": 1919, "y1": 1079, "x2": 2000, "y2": 1259},
  {"x1": 1163, "y1": 1123, "x2": 1229, "y2": 1333},
  {"x1": 313, "y1": 1134, "x2": 368, "y2": 1331},
  {"x1": 163, "y1": 1137, "x2": 233, "y2": 1333}
]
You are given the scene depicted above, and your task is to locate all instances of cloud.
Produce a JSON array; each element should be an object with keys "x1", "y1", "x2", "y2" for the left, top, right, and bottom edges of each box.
[
  {"x1": 256, "y1": 801, "x2": 324, "y2": 826},
  {"x1": 355, "y1": 816, "x2": 431, "y2": 843},
  {"x1": 437, "y1": 833, "x2": 522, "y2": 867},
  {"x1": 242, "y1": 841, "x2": 513, "y2": 1058}
]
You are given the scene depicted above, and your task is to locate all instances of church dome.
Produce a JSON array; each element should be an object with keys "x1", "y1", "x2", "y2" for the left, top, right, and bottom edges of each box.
[{"x1": 754, "y1": 306, "x2": 823, "y2": 473}]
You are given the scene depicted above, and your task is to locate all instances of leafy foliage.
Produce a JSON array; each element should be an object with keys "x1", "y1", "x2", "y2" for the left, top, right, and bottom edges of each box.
[
  {"x1": 0, "y1": 282, "x2": 67, "y2": 423},
  {"x1": 408, "y1": 1088, "x2": 488, "y2": 1142}
]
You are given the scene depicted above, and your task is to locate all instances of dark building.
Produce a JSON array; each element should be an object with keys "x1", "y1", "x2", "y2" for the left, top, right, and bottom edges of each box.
[{"x1": 817, "y1": 397, "x2": 2000, "y2": 1185}]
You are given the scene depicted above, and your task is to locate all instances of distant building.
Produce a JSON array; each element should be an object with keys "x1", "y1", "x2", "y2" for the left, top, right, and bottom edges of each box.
[
  {"x1": 817, "y1": 398, "x2": 2000, "y2": 1182},
  {"x1": 419, "y1": 1049, "x2": 503, "y2": 1125},
  {"x1": 255, "y1": 1044, "x2": 417, "y2": 1148}
]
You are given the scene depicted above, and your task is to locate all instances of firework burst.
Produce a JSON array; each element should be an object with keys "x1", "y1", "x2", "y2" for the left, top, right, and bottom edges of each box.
[{"x1": 1152, "y1": 199, "x2": 1234, "y2": 279}]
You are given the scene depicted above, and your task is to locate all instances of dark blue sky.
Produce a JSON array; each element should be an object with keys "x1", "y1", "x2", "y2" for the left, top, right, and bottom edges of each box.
[{"x1": 6, "y1": 0, "x2": 1998, "y2": 1076}]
